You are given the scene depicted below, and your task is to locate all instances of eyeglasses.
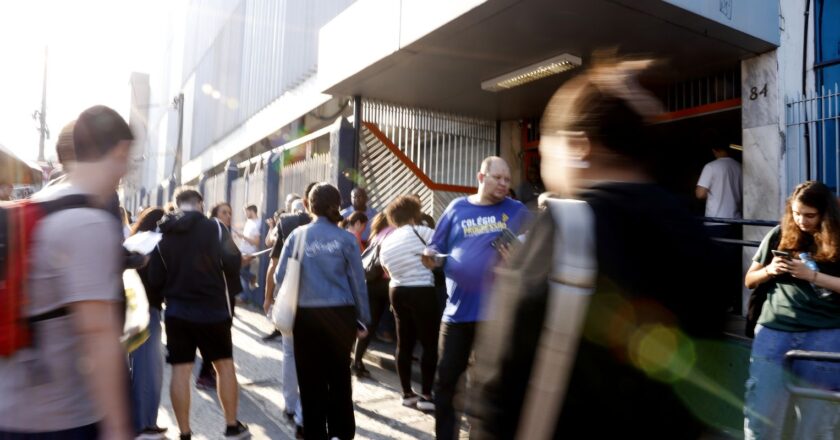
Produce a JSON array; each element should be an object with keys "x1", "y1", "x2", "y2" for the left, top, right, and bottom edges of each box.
[{"x1": 486, "y1": 174, "x2": 511, "y2": 184}]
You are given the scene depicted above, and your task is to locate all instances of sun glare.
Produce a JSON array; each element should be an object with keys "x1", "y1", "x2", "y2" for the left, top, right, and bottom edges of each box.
[{"x1": 0, "y1": 0, "x2": 165, "y2": 162}]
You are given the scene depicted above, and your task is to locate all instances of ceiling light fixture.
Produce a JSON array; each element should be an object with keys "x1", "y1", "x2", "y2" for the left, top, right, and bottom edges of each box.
[{"x1": 481, "y1": 53, "x2": 582, "y2": 92}]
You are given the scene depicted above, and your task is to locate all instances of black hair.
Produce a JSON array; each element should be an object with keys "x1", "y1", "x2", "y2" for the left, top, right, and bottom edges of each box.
[
  {"x1": 246, "y1": 204, "x2": 258, "y2": 214},
  {"x1": 73, "y1": 105, "x2": 134, "y2": 162},
  {"x1": 303, "y1": 182, "x2": 319, "y2": 201},
  {"x1": 309, "y1": 183, "x2": 343, "y2": 224},
  {"x1": 174, "y1": 186, "x2": 203, "y2": 207}
]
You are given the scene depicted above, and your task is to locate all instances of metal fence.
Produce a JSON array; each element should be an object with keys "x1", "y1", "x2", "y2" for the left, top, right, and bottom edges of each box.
[
  {"x1": 279, "y1": 153, "x2": 331, "y2": 210},
  {"x1": 203, "y1": 172, "x2": 227, "y2": 211},
  {"x1": 785, "y1": 85, "x2": 840, "y2": 195},
  {"x1": 362, "y1": 99, "x2": 496, "y2": 188}
]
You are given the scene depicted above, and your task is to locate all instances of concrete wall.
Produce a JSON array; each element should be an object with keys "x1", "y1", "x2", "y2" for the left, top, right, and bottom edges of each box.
[{"x1": 739, "y1": 0, "x2": 815, "y2": 312}]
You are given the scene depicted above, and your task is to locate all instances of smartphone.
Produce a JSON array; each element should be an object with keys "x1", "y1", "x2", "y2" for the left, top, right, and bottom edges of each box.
[
  {"x1": 491, "y1": 228, "x2": 518, "y2": 250},
  {"x1": 771, "y1": 250, "x2": 791, "y2": 260}
]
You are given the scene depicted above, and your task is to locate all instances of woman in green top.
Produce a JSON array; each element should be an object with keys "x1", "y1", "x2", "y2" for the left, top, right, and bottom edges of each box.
[{"x1": 743, "y1": 181, "x2": 840, "y2": 439}]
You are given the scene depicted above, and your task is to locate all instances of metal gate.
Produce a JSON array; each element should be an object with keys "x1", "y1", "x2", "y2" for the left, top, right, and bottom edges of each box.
[
  {"x1": 360, "y1": 100, "x2": 495, "y2": 217},
  {"x1": 785, "y1": 85, "x2": 840, "y2": 194}
]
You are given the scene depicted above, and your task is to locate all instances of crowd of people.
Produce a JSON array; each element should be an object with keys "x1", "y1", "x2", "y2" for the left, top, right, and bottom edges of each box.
[{"x1": 2, "y1": 57, "x2": 840, "y2": 440}]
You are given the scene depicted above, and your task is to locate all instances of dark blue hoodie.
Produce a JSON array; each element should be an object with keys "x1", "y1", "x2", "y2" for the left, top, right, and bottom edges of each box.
[{"x1": 148, "y1": 210, "x2": 241, "y2": 322}]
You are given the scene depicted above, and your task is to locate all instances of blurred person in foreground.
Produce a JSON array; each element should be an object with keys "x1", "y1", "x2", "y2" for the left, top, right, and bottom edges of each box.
[
  {"x1": 468, "y1": 57, "x2": 729, "y2": 439},
  {"x1": 0, "y1": 105, "x2": 134, "y2": 439},
  {"x1": 743, "y1": 181, "x2": 840, "y2": 439}
]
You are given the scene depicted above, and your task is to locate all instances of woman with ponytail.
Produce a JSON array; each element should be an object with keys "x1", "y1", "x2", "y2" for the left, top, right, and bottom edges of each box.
[{"x1": 274, "y1": 182, "x2": 371, "y2": 440}]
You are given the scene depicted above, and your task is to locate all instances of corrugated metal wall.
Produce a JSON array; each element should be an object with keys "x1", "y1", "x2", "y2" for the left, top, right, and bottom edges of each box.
[{"x1": 188, "y1": 0, "x2": 355, "y2": 158}]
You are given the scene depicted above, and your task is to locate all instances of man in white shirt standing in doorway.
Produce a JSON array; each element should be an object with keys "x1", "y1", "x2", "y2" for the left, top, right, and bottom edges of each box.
[
  {"x1": 696, "y1": 138, "x2": 742, "y2": 313},
  {"x1": 696, "y1": 143, "x2": 742, "y2": 222}
]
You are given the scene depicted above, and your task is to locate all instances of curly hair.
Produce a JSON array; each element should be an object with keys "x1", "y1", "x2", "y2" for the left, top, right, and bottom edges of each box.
[{"x1": 779, "y1": 181, "x2": 840, "y2": 262}]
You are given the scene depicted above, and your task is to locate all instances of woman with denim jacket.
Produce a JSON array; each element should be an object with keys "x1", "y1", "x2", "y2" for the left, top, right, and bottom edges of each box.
[
  {"x1": 274, "y1": 183, "x2": 371, "y2": 440},
  {"x1": 743, "y1": 181, "x2": 840, "y2": 439}
]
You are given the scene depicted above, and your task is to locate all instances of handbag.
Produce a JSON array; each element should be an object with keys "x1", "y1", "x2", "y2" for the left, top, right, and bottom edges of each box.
[
  {"x1": 361, "y1": 241, "x2": 384, "y2": 283},
  {"x1": 122, "y1": 268, "x2": 150, "y2": 352},
  {"x1": 271, "y1": 227, "x2": 308, "y2": 335}
]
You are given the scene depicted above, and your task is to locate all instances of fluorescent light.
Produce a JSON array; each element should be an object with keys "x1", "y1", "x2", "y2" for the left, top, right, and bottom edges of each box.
[{"x1": 481, "y1": 53, "x2": 582, "y2": 92}]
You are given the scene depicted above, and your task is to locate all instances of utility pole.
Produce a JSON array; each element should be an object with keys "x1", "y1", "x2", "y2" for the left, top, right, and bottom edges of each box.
[
  {"x1": 171, "y1": 93, "x2": 185, "y2": 186},
  {"x1": 34, "y1": 46, "x2": 49, "y2": 162}
]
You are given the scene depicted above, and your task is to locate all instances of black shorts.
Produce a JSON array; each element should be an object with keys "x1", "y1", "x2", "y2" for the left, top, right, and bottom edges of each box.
[{"x1": 165, "y1": 316, "x2": 233, "y2": 365}]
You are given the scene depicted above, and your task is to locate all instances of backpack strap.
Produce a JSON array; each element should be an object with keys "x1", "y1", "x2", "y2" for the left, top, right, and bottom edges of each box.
[
  {"x1": 25, "y1": 194, "x2": 102, "y2": 324},
  {"x1": 516, "y1": 199, "x2": 597, "y2": 440}
]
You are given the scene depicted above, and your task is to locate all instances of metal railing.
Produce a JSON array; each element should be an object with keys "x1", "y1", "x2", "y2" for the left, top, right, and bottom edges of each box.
[
  {"x1": 701, "y1": 217, "x2": 779, "y2": 248},
  {"x1": 785, "y1": 85, "x2": 840, "y2": 196},
  {"x1": 784, "y1": 350, "x2": 840, "y2": 402},
  {"x1": 362, "y1": 99, "x2": 496, "y2": 188}
]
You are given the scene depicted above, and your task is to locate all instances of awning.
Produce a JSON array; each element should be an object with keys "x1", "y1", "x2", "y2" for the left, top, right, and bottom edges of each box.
[
  {"x1": 320, "y1": 0, "x2": 779, "y2": 120},
  {"x1": 0, "y1": 144, "x2": 44, "y2": 185}
]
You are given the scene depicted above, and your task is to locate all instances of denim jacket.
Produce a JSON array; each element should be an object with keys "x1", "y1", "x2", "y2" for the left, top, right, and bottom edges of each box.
[{"x1": 274, "y1": 217, "x2": 371, "y2": 324}]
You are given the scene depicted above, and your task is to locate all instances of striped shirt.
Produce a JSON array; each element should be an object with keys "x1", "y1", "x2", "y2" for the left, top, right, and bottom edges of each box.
[{"x1": 380, "y1": 225, "x2": 435, "y2": 287}]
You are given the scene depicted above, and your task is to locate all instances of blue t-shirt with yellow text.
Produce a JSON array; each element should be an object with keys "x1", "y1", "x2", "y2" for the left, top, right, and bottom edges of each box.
[{"x1": 429, "y1": 197, "x2": 530, "y2": 323}]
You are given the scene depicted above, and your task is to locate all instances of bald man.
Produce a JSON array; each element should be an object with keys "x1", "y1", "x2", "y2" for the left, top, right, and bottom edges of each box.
[{"x1": 422, "y1": 156, "x2": 530, "y2": 439}]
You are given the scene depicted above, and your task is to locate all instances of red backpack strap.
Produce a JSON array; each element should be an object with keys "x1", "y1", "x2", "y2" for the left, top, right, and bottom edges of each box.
[{"x1": 0, "y1": 195, "x2": 97, "y2": 356}]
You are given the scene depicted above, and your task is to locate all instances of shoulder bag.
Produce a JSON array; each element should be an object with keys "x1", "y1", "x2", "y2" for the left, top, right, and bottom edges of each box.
[{"x1": 271, "y1": 227, "x2": 308, "y2": 335}]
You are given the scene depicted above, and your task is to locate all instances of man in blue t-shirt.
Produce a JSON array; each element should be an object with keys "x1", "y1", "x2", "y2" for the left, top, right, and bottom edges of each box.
[{"x1": 422, "y1": 156, "x2": 530, "y2": 440}]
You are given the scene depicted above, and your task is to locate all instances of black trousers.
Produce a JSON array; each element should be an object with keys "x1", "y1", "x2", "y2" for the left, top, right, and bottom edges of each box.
[
  {"x1": 435, "y1": 321, "x2": 476, "y2": 440},
  {"x1": 294, "y1": 306, "x2": 357, "y2": 440},
  {"x1": 353, "y1": 278, "x2": 390, "y2": 366},
  {"x1": 389, "y1": 285, "x2": 440, "y2": 396}
]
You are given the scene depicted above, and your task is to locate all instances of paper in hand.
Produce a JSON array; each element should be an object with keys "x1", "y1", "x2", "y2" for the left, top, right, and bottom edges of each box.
[{"x1": 123, "y1": 231, "x2": 163, "y2": 255}]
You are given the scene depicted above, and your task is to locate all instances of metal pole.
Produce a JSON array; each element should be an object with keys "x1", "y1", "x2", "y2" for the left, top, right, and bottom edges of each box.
[
  {"x1": 353, "y1": 95, "x2": 362, "y2": 174},
  {"x1": 37, "y1": 46, "x2": 48, "y2": 162}
]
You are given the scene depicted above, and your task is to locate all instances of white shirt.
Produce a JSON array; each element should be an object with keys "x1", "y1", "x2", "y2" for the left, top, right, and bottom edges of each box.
[
  {"x1": 240, "y1": 218, "x2": 260, "y2": 254},
  {"x1": 697, "y1": 157, "x2": 742, "y2": 219},
  {"x1": 380, "y1": 225, "x2": 435, "y2": 287}
]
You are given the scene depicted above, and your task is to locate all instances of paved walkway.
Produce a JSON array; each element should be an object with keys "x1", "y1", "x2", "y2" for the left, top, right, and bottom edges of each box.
[{"x1": 154, "y1": 304, "x2": 467, "y2": 439}]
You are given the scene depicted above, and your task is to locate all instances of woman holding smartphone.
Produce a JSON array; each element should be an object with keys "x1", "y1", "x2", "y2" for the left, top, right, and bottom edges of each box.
[
  {"x1": 743, "y1": 180, "x2": 840, "y2": 439},
  {"x1": 274, "y1": 183, "x2": 370, "y2": 440}
]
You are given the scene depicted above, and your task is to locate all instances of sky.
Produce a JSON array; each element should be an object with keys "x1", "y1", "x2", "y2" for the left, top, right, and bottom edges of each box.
[{"x1": 0, "y1": 0, "x2": 168, "y2": 162}]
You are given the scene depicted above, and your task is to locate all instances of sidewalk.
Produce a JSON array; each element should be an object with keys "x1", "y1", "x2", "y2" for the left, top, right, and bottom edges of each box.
[{"x1": 154, "y1": 304, "x2": 466, "y2": 439}]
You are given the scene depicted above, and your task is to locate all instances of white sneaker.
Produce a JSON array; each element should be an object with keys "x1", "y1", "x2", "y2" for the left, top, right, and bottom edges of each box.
[
  {"x1": 402, "y1": 394, "x2": 420, "y2": 407},
  {"x1": 416, "y1": 397, "x2": 435, "y2": 412}
]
